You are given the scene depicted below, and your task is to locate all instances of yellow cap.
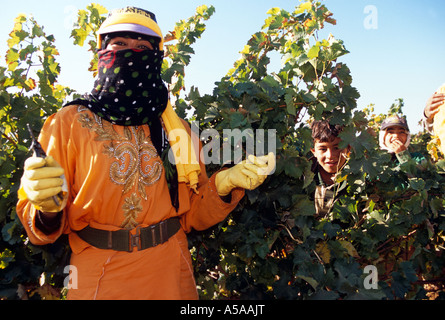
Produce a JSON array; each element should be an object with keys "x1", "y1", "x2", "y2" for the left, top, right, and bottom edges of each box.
[{"x1": 97, "y1": 7, "x2": 164, "y2": 50}]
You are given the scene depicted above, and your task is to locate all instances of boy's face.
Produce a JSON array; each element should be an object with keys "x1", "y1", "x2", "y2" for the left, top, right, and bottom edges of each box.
[
  {"x1": 383, "y1": 125, "x2": 408, "y2": 152},
  {"x1": 311, "y1": 137, "x2": 349, "y2": 174}
]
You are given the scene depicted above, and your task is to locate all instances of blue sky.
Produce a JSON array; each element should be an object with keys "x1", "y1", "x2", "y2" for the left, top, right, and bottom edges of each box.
[{"x1": 1, "y1": 0, "x2": 444, "y2": 133}]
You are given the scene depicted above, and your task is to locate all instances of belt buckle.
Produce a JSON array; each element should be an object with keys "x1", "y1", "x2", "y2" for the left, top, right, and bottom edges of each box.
[
  {"x1": 150, "y1": 223, "x2": 158, "y2": 247},
  {"x1": 129, "y1": 226, "x2": 142, "y2": 252},
  {"x1": 151, "y1": 220, "x2": 167, "y2": 247}
]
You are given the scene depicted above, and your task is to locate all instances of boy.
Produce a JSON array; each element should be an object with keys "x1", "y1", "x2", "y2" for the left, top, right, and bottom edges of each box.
[
  {"x1": 379, "y1": 115, "x2": 424, "y2": 165},
  {"x1": 310, "y1": 120, "x2": 350, "y2": 217}
]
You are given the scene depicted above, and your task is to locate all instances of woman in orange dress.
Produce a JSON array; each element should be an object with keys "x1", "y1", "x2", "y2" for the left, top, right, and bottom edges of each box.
[{"x1": 17, "y1": 7, "x2": 274, "y2": 300}]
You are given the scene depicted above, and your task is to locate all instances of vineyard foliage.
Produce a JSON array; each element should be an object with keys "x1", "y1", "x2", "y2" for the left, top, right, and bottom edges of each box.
[{"x1": 1, "y1": 1, "x2": 444, "y2": 300}]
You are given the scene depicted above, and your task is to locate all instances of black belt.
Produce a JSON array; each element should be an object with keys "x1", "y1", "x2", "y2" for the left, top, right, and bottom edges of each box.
[{"x1": 76, "y1": 217, "x2": 181, "y2": 252}]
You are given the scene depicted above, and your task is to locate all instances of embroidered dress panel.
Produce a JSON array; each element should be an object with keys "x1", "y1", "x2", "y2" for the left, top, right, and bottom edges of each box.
[{"x1": 77, "y1": 107, "x2": 162, "y2": 228}]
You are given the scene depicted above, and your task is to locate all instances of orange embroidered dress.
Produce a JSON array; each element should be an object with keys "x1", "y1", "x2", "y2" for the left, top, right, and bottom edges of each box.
[{"x1": 16, "y1": 104, "x2": 244, "y2": 300}]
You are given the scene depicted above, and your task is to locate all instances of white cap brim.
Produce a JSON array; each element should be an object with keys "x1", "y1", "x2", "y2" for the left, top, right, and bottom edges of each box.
[{"x1": 99, "y1": 23, "x2": 161, "y2": 38}]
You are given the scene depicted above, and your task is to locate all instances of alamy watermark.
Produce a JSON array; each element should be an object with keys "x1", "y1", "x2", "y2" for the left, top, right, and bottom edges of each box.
[
  {"x1": 363, "y1": 265, "x2": 378, "y2": 289},
  {"x1": 63, "y1": 265, "x2": 78, "y2": 290},
  {"x1": 167, "y1": 121, "x2": 277, "y2": 175},
  {"x1": 63, "y1": 264, "x2": 379, "y2": 291},
  {"x1": 63, "y1": 5, "x2": 78, "y2": 31},
  {"x1": 363, "y1": 5, "x2": 378, "y2": 30}
]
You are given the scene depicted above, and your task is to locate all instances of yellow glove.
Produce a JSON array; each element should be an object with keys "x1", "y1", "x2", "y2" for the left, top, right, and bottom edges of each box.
[
  {"x1": 19, "y1": 156, "x2": 68, "y2": 213},
  {"x1": 215, "y1": 152, "x2": 276, "y2": 196}
]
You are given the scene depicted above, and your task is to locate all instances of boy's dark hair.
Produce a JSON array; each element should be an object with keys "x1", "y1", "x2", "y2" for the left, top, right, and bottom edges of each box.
[{"x1": 311, "y1": 120, "x2": 344, "y2": 143}]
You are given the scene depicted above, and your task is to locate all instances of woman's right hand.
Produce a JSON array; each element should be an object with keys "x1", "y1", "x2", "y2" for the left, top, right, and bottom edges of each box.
[{"x1": 19, "y1": 156, "x2": 67, "y2": 213}]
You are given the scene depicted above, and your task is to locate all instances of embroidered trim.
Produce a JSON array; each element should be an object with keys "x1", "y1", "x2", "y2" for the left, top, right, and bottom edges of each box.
[
  {"x1": 77, "y1": 107, "x2": 163, "y2": 229},
  {"x1": 121, "y1": 192, "x2": 143, "y2": 229}
]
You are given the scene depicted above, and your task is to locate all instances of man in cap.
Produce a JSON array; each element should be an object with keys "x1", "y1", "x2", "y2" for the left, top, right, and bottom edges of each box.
[
  {"x1": 16, "y1": 7, "x2": 275, "y2": 300},
  {"x1": 379, "y1": 114, "x2": 427, "y2": 170},
  {"x1": 379, "y1": 116, "x2": 410, "y2": 153}
]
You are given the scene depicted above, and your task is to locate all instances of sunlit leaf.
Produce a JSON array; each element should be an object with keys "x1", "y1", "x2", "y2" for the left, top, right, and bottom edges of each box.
[{"x1": 307, "y1": 44, "x2": 320, "y2": 59}]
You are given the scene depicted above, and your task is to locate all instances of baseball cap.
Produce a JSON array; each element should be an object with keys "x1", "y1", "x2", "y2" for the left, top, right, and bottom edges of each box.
[
  {"x1": 97, "y1": 7, "x2": 164, "y2": 50},
  {"x1": 381, "y1": 115, "x2": 409, "y2": 131}
]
